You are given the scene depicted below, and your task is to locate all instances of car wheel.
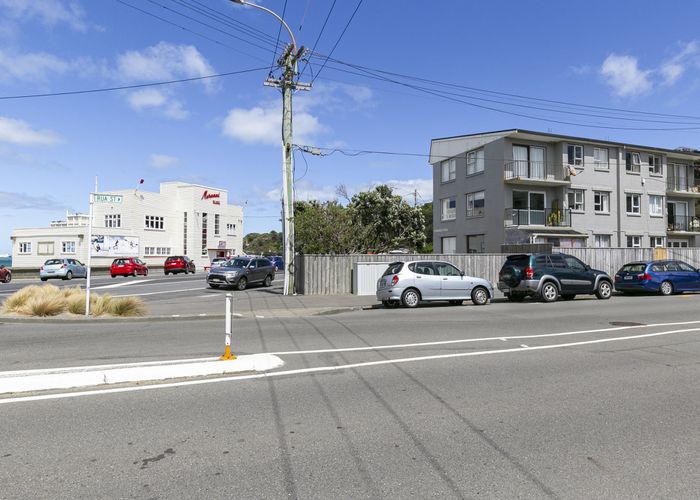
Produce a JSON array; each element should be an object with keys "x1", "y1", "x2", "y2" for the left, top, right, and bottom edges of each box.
[
  {"x1": 165, "y1": 271, "x2": 169, "y2": 275},
  {"x1": 471, "y1": 286, "x2": 489, "y2": 306},
  {"x1": 3, "y1": 273, "x2": 11, "y2": 283},
  {"x1": 263, "y1": 275, "x2": 273, "y2": 287},
  {"x1": 184, "y1": 268, "x2": 189, "y2": 275},
  {"x1": 540, "y1": 282, "x2": 558, "y2": 302},
  {"x1": 595, "y1": 280, "x2": 612, "y2": 300},
  {"x1": 209, "y1": 283, "x2": 220, "y2": 289},
  {"x1": 507, "y1": 293, "x2": 525, "y2": 302},
  {"x1": 449, "y1": 300, "x2": 463, "y2": 306},
  {"x1": 132, "y1": 271, "x2": 137, "y2": 277},
  {"x1": 561, "y1": 294, "x2": 576, "y2": 301},
  {"x1": 144, "y1": 269, "x2": 149, "y2": 276},
  {"x1": 237, "y1": 277, "x2": 248, "y2": 291},
  {"x1": 111, "y1": 274, "x2": 116, "y2": 278},
  {"x1": 64, "y1": 271, "x2": 73, "y2": 281},
  {"x1": 659, "y1": 280, "x2": 674, "y2": 296},
  {"x1": 401, "y1": 288, "x2": 421, "y2": 308},
  {"x1": 40, "y1": 277, "x2": 48, "y2": 282}
]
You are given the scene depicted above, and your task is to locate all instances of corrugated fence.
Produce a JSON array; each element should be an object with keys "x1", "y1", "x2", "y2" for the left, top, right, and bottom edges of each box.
[{"x1": 295, "y1": 247, "x2": 700, "y2": 295}]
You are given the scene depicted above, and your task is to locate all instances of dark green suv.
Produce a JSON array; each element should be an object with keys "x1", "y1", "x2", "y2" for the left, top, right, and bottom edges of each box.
[{"x1": 498, "y1": 253, "x2": 613, "y2": 302}]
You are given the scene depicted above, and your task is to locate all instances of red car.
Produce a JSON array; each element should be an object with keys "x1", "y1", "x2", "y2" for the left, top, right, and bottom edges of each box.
[
  {"x1": 0, "y1": 265, "x2": 11, "y2": 283},
  {"x1": 164, "y1": 255, "x2": 196, "y2": 275},
  {"x1": 110, "y1": 258, "x2": 148, "y2": 278}
]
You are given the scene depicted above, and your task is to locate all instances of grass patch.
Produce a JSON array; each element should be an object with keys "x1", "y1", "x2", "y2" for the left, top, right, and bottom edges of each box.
[{"x1": 1, "y1": 285, "x2": 147, "y2": 317}]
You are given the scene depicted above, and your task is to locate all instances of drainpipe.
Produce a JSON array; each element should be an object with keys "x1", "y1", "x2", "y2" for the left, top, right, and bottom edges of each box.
[{"x1": 617, "y1": 147, "x2": 624, "y2": 247}]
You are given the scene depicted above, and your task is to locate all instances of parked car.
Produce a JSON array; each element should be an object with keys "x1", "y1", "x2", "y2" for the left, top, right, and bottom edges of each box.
[
  {"x1": 269, "y1": 256, "x2": 284, "y2": 271},
  {"x1": 40, "y1": 258, "x2": 87, "y2": 281},
  {"x1": 164, "y1": 255, "x2": 195, "y2": 275},
  {"x1": 376, "y1": 260, "x2": 493, "y2": 308},
  {"x1": 110, "y1": 257, "x2": 148, "y2": 278},
  {"x1": 614, "y1": 260, "x2": 700, "y2": 295},
  {"x1": 0, "y1": 265, "x2": 10, "y2": 283},
  {"x1": 206, "y1": 257, "x2": 275, "y2": 290},
  {"x1": 498, "y1": 253, "x2": 613, "y2": 302},
  {"x1": 210, "y1": 257, "x2": 228, "y2": 268}
]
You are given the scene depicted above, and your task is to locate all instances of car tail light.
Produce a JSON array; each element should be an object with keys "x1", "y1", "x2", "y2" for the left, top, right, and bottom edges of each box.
[
  {"x1": 40, "y1": 266, "x2": 43, "y2": 271},
  {"x1": 642, "y1": 273, "x2": 651, "y2": 281},
  {"x1": 61, "y1": 264, "x2": 67, "y2": 269},
  {"x1": 525, "y1": 266, "x2": 534, "y2": 279},
  {"x1": 391, "y1": 275, "x2": 399, "y2": 286},
  {"x1": 614, "y1": 274, "x2": 620, "y2": 282}
]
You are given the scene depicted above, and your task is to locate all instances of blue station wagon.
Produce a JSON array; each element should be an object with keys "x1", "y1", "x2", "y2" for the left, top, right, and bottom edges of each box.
[{"x1": 614, "y1": 260, "x2": 700, "y2": 295}]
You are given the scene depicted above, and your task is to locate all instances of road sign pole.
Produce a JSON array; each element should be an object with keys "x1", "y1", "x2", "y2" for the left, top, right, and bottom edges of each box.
[
  {"x1": 220, "y1": 293, "x2": 236, "y2": 360},
  {"x1": 84, "y1": 192, "x2": 94, "y2": 316}
]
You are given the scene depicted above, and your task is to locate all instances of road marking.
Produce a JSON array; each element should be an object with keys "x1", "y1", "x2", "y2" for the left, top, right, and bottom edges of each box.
[
  {"x1": 266, "y1": 319, "x2": 700, "y2": 356},
  {"x1": 2, "y1": 325, "x2": 699, "y2": 405},
  {"x1": 111, "y1": 287, "x2": 205, "y2": 297},
  {"x1": 520, "y1": 344, "x2": 528, "y2": 348},
  {"x1": 93, "y1": 279, "x2": 155, "y2": 290}
]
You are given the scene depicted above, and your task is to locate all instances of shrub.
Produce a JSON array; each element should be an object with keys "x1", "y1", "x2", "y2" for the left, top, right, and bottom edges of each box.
[
  {"x1": 66, "y1": 293, "x2": 86, "y2": 315},
  {"x1": 1, "y1": 285, "x2": 41, "y2": 314},
  {"x1": 25, "y1": 294, "x2": 65, "y2": 317},
  {"x1": 109, "y1": 296, "x2": 146, "y2": 317},
  {"x1": 90, "y1": 294, "x2": 113, "y2": 316}
]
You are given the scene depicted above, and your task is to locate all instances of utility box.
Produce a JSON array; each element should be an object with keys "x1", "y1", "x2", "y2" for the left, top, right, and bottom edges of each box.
[{"x1": 353, "y1": 262, "x2": 391, "y2": 295}]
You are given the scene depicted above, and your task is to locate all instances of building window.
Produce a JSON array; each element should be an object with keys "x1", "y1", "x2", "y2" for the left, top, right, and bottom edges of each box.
[
  {"x1": 466, "y1": 149, "x2": 484, "y2": 175},
  {"x1": 183, "y1": 212, "x2": 188, "y2": 256},
  {"x1": 627, "y1": 235, "x2": 642, "y2": 248},
  {"x1": 441, "y1": 197, "x2": 456, "y2": 221},
  {"x1": 466, "y1": 191, "x2": 485, "y2": 217},
  {"x1": 441, "y1": 158, "x2": 456, "y2": 182},
  {"x1": 227, "y1": 223, "x2": 236, "y2": 235},
  {"x1": 441, "y1": 236, "x2": 456, "y2": 254},
  {"x1": 668, "y1": 240, "x2": 689, "y2": 248},
  {"x1": 37, "y1": 242, "x2": 54, "y2": 255},
  {"x1": 145, "y1": 247, "x2": 154, "y2": 256},
  {"x1": 18, "y1": 242, "x2": 31, "y2": 254},
  {"x1": 650, "y1": 236, "x2": 665, "y2": 248},
  {"x1": 61, "y1": 241, "x2": 76, "y2": 254},
  {"x1": 626, "y1": 152, "x2": 641, "y2": 173},
  {"x1": 466, "y1": 234, "x2": 485, "y2": 253},
  {"x1": 626, "y1": 194, "x2": 641, "y2": 215},
  {"x1": 201, "y1": 212, "x2": 208, "y2": 256},
  {"x1": 593, "y1": 148, "x2": 609, "y2": 169},
  {"x1": 649, "y1": 195, "x2": 664, "y2": 217},
  {"x1": 593, "y1": 234, "x2": 611, "y2": 248},
  {"x1": 214, "y1": 214, "x2": 220, "y2": 236},
  {"x1": 145, "y1": 247, "x2": 171, "y2": 256},
  {"x1": 648, "y1": 155, "x2": 662, "y2": 175},
  {"x1": 145, "y1": 215, "x2": 164, "y2": 229},
  {"x1": 567, "y1": 189, "x2": 585, "y2": 212},
  {"x1": 105, "y1": 214, "x2": 121, "y2": 228},
  {"x1": 594, "y1": 191, "x2": 610, "y2": 213},
  {"x1": 567, "y1": 144, "x2": 583, "y2": 167}
]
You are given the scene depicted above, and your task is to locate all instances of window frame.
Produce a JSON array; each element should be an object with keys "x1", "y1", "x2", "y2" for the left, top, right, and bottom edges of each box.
[
  {"x1": 593, "y1": 147, "x2": 609, "y2": 170},
  {"x1": 441, "y1": 236, "x2": 456, "y2": 254},
  {"x1": 104, "y1": 214, "x2": 121, "y2": 228},
  {"x1": 648, "y1": 154, "x2": 662, "y2": 176},
  {"x1": 593, "y1": 234, "x2": 611, "y2": 248},
  {"x1": 593, "y1": 191, "x2": 610, "y2": 214},
  {"x1": 441, "y1": 197, "x2": 456, "y2": 221},
  {"x1": 626, "y1": 193, "x2": 641, "y2": 215},
  {"x1": 650, "y1": 236, "x2": 665, "y2": 248},
  {"x1": 648, "y1": 195, "x2": 664, "y2": 217},
  {"x1": 567, "y1": 144, "x2": 583, "y2": 167},
  {"x1": 626, "y1": 152, "x2": 641, "y2": 174},
  {"x1": 144, "y1": 215, "x2": 164, "y2": 230},
  {"x1": 466, "y1": 190, "x2": 485, "y2": 218},
  {"x1": 18, "y1": 242, "x2": 32, "y2": 254},
  {"x1": 567, "y1": 188, "x2": 585, "y2": 212},
  {"x1": 626, "y1": 235, "x2": 642, "y2": 248},
  {"x1": 466, "y1": 148, "x2": 485, "y2": 176},
  {"x1": 61, "y1": 241, "x2": 76, "y2": 254},
  {"x1": 440, "y1": 158, "x2": 456, "y2": 183}
]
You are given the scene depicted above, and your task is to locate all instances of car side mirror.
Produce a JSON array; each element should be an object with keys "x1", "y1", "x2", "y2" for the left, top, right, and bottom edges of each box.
[
  {"x1": 460, "y1": 271, "x2": 465, "y2": 278},
  {"x1": 585, "y1": 265, "x2": 591, "y2": 271}
]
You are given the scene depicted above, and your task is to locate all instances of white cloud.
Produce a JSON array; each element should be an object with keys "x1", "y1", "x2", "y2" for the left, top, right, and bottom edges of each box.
[
  {"x1": 660, "y1": 40, "x2": 700, "y2": 86},
  {"x1": 126, "y1": 89, "x2": 189, "y2": 120},
  {"x1": 222, "y1": 104, "x2": 324, "y2": 146},
  {"x1": 0, "y1": 50, "x2": 69, "y2": 82},
  {"x1": 0, "y1": 190, "x2": 71, "y2": 211},
  {"x1": 149, "y1": 154, "x2": 179, "y2": 168},
  {"x1": 600, "y1": 54, "x2": 652, "y2": 97},
  {"x1": 0, "y1": 116, "x2": 61, "y2": 145},
  {"x1": 264, "y1": 178, "x2": 433, "y2": 204},
  {"x1": 0, "y1": 0, "x2": 89, "y2": 31},
  {"x1": 116, "y1": 42, "x2": 216, "y2": 90}
]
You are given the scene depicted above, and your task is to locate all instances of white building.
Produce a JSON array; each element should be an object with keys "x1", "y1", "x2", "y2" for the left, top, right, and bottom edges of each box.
[{"x1": 11, "y1": 182, "x2": 244, "y2": 269}]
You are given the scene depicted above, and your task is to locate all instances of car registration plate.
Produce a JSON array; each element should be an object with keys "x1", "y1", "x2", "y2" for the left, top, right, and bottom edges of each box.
[{"x1": 624, "y1": 276, "x2": 633, "y2": 280}]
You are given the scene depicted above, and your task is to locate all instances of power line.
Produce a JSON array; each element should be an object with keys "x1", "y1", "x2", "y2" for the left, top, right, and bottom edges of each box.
[
  {"x1": 298, "y1": 0, "x2": 337, "y2": 79},
  {"x1": 269, "y1": 0, "x2": 289, "y2": 76},
  {"x1": 310, "y1": 0, "x2": 364, "y2": 85},
  {"x1": 0, "y1": 67, "x2": 268, "y2": 100}
]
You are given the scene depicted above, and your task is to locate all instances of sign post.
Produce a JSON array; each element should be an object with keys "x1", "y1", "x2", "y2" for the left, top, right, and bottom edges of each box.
[{"x1": 220, "y1": 293, "x2": 236, "y2": 360}]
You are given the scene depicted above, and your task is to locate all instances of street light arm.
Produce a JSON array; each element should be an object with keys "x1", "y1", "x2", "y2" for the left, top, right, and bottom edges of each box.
[{"x1": 230, "y1": 0, "x2": 296, "y2": 51}]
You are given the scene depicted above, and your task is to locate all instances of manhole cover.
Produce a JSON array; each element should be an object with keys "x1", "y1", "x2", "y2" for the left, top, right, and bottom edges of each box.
[{"x1": 609, "y1": 321, "x2": 646, "y2": 327}]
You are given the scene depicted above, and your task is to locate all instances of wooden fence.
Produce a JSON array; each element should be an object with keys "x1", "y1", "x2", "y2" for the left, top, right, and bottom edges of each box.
[{"x1": 295, "y1": 247, "x2": 700, "y2": 295}]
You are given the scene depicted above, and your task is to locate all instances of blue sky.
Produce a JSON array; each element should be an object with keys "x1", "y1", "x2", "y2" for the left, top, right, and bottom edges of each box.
[{"x1": 2, "y1": 0, "x2": 700, "y2": 254}]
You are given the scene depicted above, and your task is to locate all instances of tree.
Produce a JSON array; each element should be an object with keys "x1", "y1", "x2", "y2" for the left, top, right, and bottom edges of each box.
[
  {"x1": 347, "y1": 185, "x2": 426, "y2": 253},
  {"x1": 294, "y1": 200, "x2": 353, "y2": 254},
  {"x1": 243, "y1": 231, "x2": 282, "y2": 255},
  {"x1": 419, "y1": 201, "x2": 433, "y2": 253}
]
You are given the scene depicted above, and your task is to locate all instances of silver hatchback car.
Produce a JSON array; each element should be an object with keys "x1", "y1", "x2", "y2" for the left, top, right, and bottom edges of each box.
[{"x1": 376, "y1": 260, "x2": 494, "y2": 308}]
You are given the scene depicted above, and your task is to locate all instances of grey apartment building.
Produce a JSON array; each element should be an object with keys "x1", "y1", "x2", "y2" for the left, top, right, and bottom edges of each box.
[{"x1": 430, "y1": 129, "x2": 700, "y2": 253}]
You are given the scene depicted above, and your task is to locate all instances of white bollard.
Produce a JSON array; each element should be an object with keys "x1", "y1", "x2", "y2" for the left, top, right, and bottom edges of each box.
[{"x1": 220, "y1": 293, "x2": 236, "y2": 360}]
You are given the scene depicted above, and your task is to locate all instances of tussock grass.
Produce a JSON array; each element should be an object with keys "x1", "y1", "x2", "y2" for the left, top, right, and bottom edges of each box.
[{"x1": 1, "y1": 285, "x2": 147, "y2": 317}]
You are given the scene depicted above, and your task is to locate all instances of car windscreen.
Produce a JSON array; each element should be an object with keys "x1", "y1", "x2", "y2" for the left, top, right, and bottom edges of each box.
[
  {"x1": 382, "y1": 262, "x2": 403, "y2": 276},
  {"x1": 166, "y1": 256, "x2": 181, "y2": 261},
  {"x1": 619, "y1": 263, "x2": 647, "y2": 273},
  {"x1": 45, "y1": 259, "x2": 62, "y2": 265},
  {"x1": 504, "y1": 255, "x2": 530, "y2": 269},
  {"x1": 225, "y1": 259, "x2": 250, "y2": 268}
]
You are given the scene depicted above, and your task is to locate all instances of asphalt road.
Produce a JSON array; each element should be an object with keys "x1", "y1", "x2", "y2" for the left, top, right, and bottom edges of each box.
[{"x1": 1, "y1": 294, "x2": 699, "y2": 498}]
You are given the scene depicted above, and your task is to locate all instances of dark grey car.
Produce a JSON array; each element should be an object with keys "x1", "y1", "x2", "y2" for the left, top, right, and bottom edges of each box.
[{"x1": 206, "y1": 257, "x2": 276, "y2": 290}]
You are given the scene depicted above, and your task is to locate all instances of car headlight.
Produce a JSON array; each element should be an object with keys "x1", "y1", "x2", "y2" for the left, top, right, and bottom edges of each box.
[{"x1": 225, "y1": 271, "x2": 238, "y2": 277}]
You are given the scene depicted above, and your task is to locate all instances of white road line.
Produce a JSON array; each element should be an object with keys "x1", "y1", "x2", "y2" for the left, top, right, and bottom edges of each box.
[
  {"x1": 2, "y1": 325, "x2": 699, "y2": 405},
  {"x1": 266, "y1": 319, "x2": 700, "y2": 355},
  {"x1": 111, "y1": 287, "x2": 205, "y2": 297},
  {"x1": 92, "y1": 279, "x2": 155, "y2": 290}
]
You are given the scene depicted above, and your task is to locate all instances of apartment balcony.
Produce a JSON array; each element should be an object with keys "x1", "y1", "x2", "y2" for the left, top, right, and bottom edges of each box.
[
  {"x1": 667, "y1": 215, "x2": 700, "y2": 234},
  {"x1": 504, "y1": 208, "x2": 572, "y2": 228},
  {"x1": 666, "y1": 178, "x2": 700, "y2": 198},
  {"x1": 504, "y1": 161, "x2": 572, "y2": 186}
]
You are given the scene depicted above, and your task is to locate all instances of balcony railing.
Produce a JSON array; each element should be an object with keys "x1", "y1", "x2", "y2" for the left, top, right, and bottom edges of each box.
[
  {"x1": 505, "y1": 208, "x2": 572, "y2": 227},
  {"x1": 504, "y1": 161, "x2": 570, "y2": 182},
  {"x1": 667, "y1": 214, "x2": 700, "y2": 232},
  {"x1": 666, "y1": 178, "x2": 700, "y2": 193}
]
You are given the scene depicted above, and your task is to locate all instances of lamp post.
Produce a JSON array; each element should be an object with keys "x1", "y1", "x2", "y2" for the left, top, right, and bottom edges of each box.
[{"x1": 230, "y1": 0, "x2": 309, "y2": 295}]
